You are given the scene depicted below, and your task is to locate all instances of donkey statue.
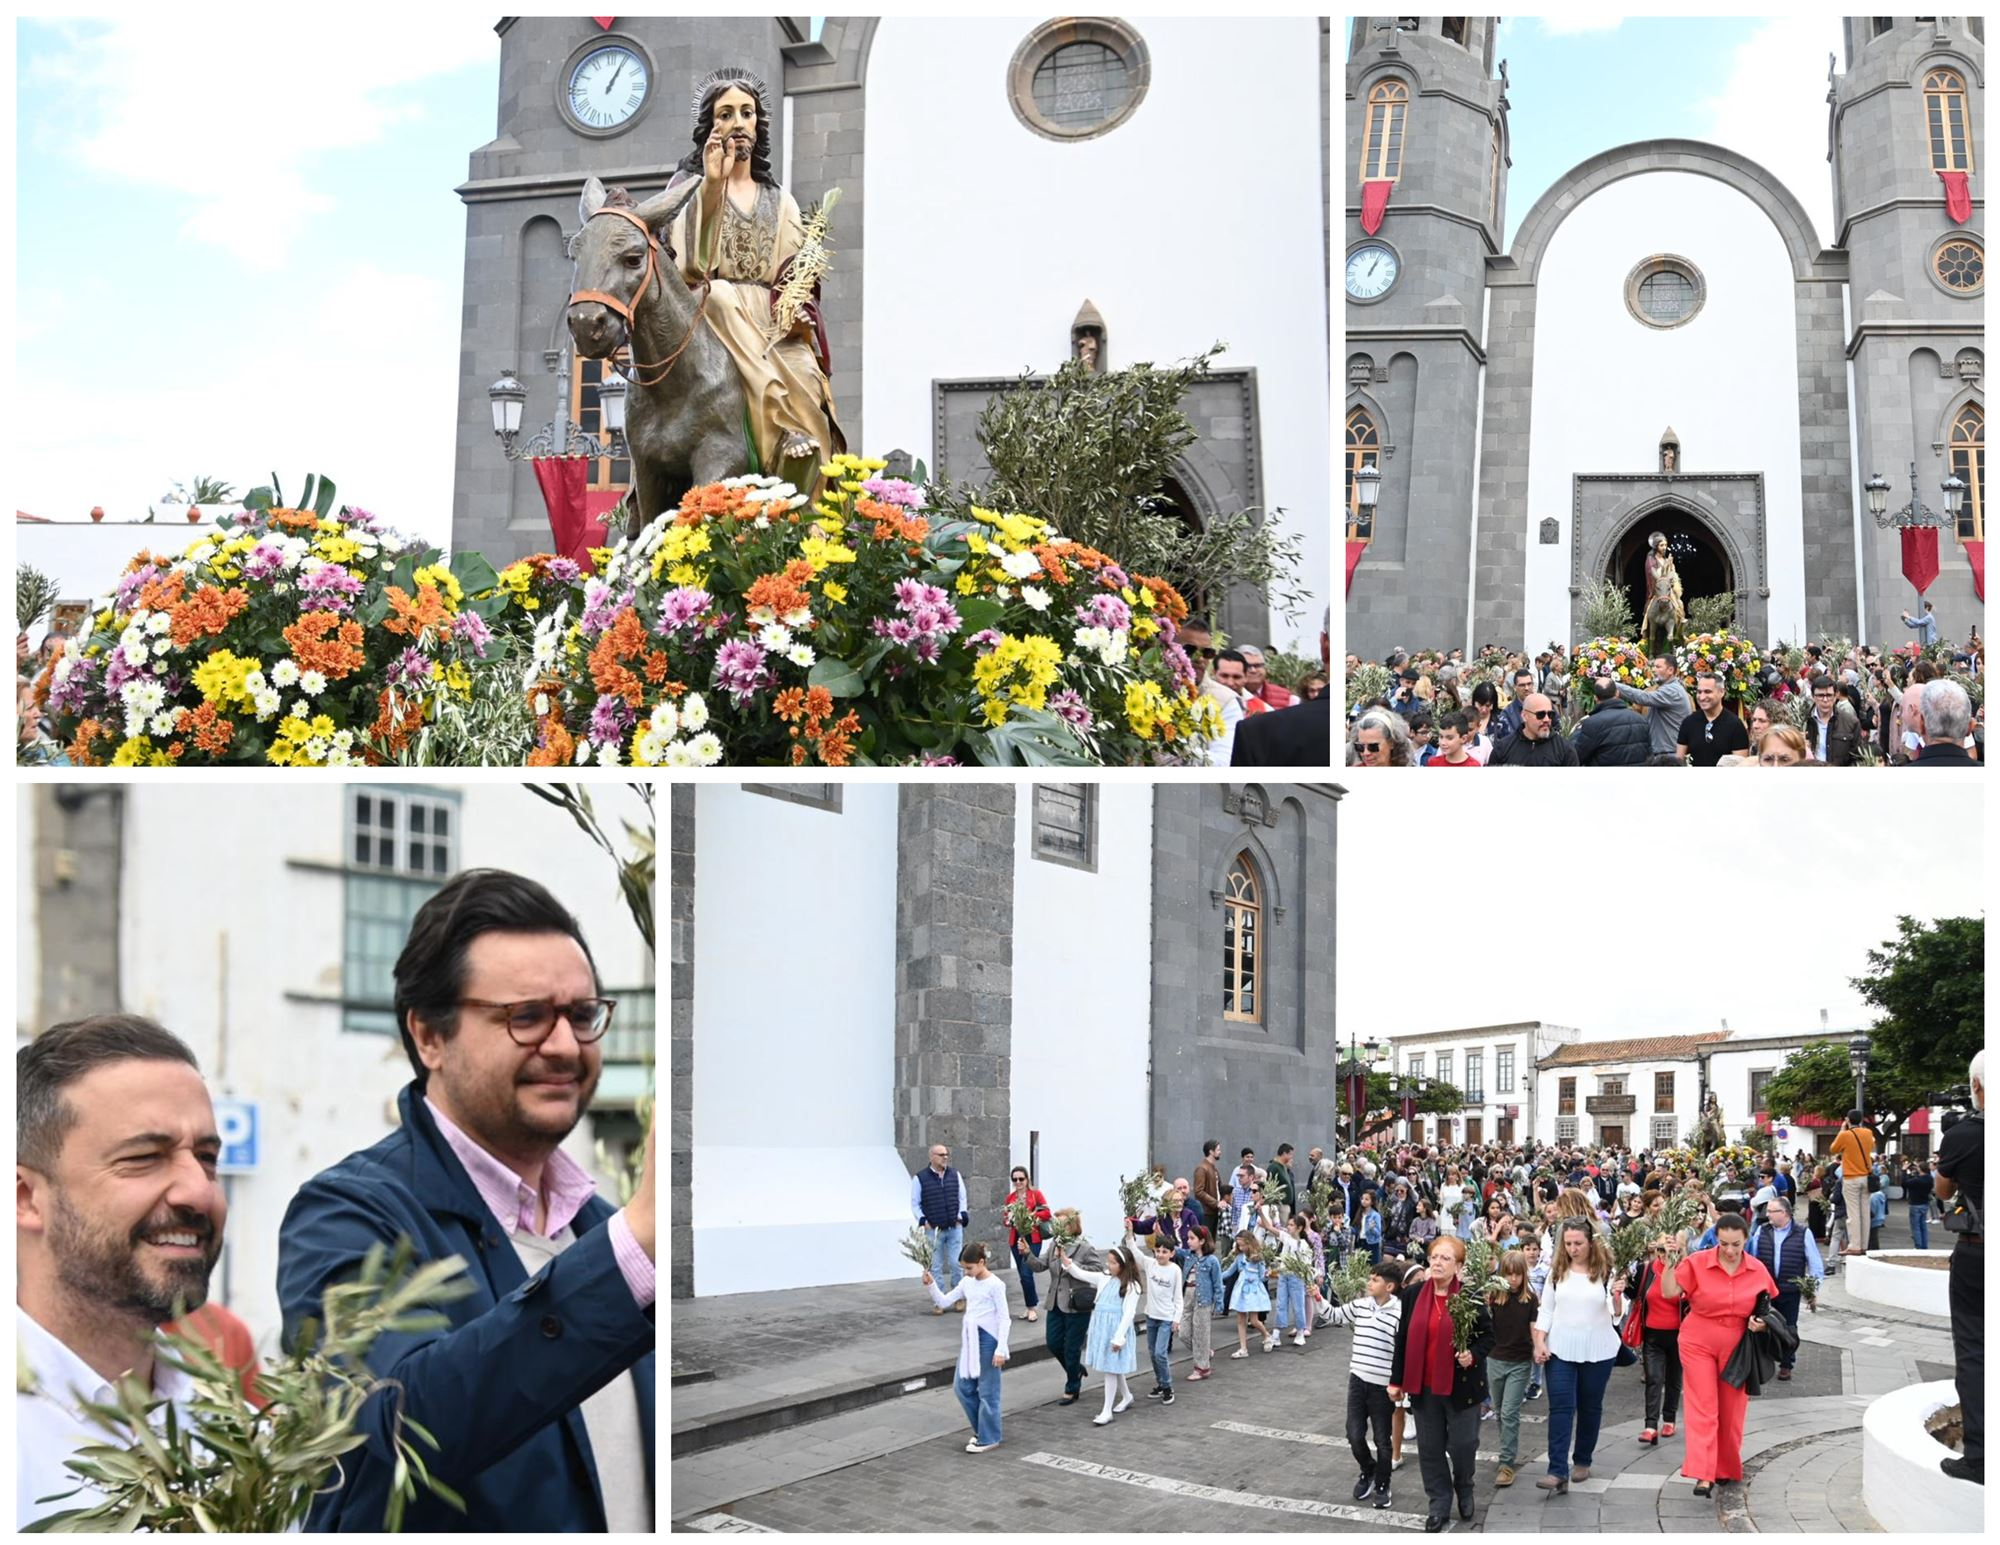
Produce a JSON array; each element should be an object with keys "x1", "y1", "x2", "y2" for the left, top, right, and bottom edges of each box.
[{"x1": 567, "y1": 175, "x2": 750, "y2": 539}]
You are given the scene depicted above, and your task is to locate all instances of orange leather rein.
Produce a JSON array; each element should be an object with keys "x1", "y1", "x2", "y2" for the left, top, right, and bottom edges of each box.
[{"x1": 567, "y1": 204, "x2": 712, "y2": 388}]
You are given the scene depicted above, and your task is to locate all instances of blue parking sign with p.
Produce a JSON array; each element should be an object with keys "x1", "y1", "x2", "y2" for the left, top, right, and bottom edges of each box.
[{"x1": 215, "y1": 1099, "x2": 259, "y2": 1173}]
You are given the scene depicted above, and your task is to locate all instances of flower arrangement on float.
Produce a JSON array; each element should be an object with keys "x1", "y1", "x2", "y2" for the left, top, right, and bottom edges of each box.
[
  {"x1": 1569, "y1": 637, "x2": 1650, "y2": 689},
  {"x1": 517, "y1": 457, "x2": 1223, "y2": 767},
  {"x1": 32, "y1": 479, "x2": 509, "y2": 767},
  {"x1": 1673, "y1": 631, "x2": 1764, "y2": 708}
]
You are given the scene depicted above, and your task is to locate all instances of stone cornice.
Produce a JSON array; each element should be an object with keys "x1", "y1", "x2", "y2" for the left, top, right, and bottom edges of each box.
[
  {"x1": 1846, "y1": 319, "x2": 1986, "y2": 358},
  {"x1": 1346, "y1": 202, "x2": 1501, "y2": 255},
  {"x1": 456, "y1": 167, "x2": 678, "y2": 204},
  {"x1": 1836, "y1": 196, "x2": 1986, "y2": 247},
  {"x1": 1344, "y1": 322, "x2": 1487, "y2": 365}
]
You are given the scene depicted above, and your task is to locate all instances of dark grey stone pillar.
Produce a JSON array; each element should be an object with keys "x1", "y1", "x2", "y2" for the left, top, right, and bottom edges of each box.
[
  {"x1": 668, "y1": 784, "x2": 696, "y2": 1301},
  {"x1": 893, "y1": 786, "x2": 1014, "y2": 1267}
]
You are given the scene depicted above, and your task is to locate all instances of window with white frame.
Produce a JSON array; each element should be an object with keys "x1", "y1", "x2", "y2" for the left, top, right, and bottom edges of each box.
[
  {"x1": 1600, "y1": 1074, "x2": 1626, "y2": 1096},
  {"x1": 343, "y1": 788, "x2": 460, "y2": 1035},
  {"x1": 1496, "y1": 1045, "x2": 1514, "y2": 1094},
  {"x1": 1465, "y1": 1051, "x2": 1483, "y2": 1103},
  {"x1": 1652, "y1": 1117, "x2": 1678, "y2": 1150},
  {"x1": 1407, "y1": 1053, "x2": 1424, "y2": 1079},
  {"x1": 1555, "y1": 1118, "x2": 1578, "y2": 1144},
  {"x1": 1435, "y1": 1051, "x2": 1452, "y2": 1088}
]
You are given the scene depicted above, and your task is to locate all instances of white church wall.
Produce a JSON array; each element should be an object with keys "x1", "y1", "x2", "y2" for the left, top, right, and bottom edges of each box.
[
  {"x1": 1009, "y1": 786, "x2": 1154, "y2": 1251},
  {"x1": 690, "y1": 785, "x2": 903, "y2": 1295},
  {"x1": 1527, "y1": 172, "x2": 1808, "y2": 647},
  {"x1": 861, "y1": 18, "x2": 1330, "y2": 652}
]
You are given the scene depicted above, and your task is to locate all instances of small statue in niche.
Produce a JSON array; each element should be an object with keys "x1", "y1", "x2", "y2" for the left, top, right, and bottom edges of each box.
[
  {"x1": 1662, "y1": 444, "x2": 1678, "y2": 473},
  {"x1": 1071, "y1": 298, "x2": 1107, "y2": 373}
]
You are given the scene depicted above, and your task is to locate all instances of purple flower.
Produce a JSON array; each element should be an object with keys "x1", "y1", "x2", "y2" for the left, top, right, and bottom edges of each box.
[
  {"x1": 892, "y1": 577, "x2": 926, "y2": 609},
  {"x1": 1162, "y1": 640, "x2": 1196, "y2": 691},
  {"x1": 1100, "y1": 564, "x2": 1130, "y2": 590},
  {"x1": 1050, "y1": 689, "x2": 1093, "y2": 730},
  {"x1": 657, "y1": 586, "x2": 714, "y2": 633},
  {"x1": 589, "y1": 694, "x2": 635, "y2": 746},
  {"x1": 451, "y1": 610, "x2": 494, "y2": 654},
  {"x1": 300, "y1": 564, "x2": 365, "y2": 614},
  {"x1": 103, "y1": 652, "x2": 138, "y2": 694},
  {"x1": 578, "y1": 579, "x2": 628, "y2": 637},
  {"x1": 712, "y1": 638, "x2": 772, "y2": 705},
  {"x1": 388, "y1": 647, "x2": 435, "y2": 688},
  {"x1": 862, "y1": 477, "x2": 924, "y2": 509},
  {"x1": 241, "y1": 544, "x2": 288, "y2": 583},
  {"x1": 546, "y1": 557, "x2": 583, "y2": 584},
  {"x1": 968, "y1": 628, "x2": 1004, "y2": 653},
  {"x1": 912, "y1": 637, "x2": 941, "y2": 666},
  {"x1": 919, "y1": 753, "x2": 960, "y2": 766},
  {"x1": 1076, "y1": 593, "x2": 1131, "y2": 631},
  {"x1": 882, "y1": 617, "x2": 917, "y2": 644},
  {"x1": 114, "y1": 568, "x2": 153, "y2": 610}
]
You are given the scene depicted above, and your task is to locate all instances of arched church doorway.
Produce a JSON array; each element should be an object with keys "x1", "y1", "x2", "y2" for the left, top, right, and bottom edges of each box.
[{"x1": 1609, "y1": 511, "x2": 1733, "y2": 633}]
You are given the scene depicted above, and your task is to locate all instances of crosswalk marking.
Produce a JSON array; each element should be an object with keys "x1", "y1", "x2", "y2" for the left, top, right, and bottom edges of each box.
[
  {"x1": 1017, "y1": 1452, "x2": 1428, "y2": 1529},
  {"x1": 1211, "y1": 1419, "x2": 1510, "y2": 1464},
  {"x1": 684, "y1": 1513, "x2": 781, "y2": 1532}
]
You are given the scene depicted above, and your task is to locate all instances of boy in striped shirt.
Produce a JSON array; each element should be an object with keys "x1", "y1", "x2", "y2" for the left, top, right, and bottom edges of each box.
[{"x1": 1327, "y1": 1260, "x2": 1405, "y2": 1508}]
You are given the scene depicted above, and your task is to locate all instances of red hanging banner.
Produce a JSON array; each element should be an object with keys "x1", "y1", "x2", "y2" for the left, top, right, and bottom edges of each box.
[
  {"x1": 593, "y1": 17, "x2": 616, "y2": 30},
  {"x1": 530, "y1": 457, "x2": 590, "y2": 560},
  {"x1": 1939, "y1": 170, "x2": 1973, "y2": 224},
  {"x1": 1345, "y1": 539, "x2": 1368, "y2": 594},
  {"x1": 1966, "y1": 540, "x2": 1985, "y2": 601},
  {"x1": 1901, "y1": 526, "x2": 1941, "y2": 595},
  {"x1": 1360, "y1": 179, "x2": 1393, "y2": 235}
]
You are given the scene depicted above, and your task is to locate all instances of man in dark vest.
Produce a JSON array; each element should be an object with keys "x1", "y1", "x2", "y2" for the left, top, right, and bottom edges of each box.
[
  {"x1": 910, "y1": 1141, "x2": 969, "y2": 1311},
  {"x1": 1747, "y1": 1196, "x2": 1823, "y2": 1380},
  {"x1": 1020, "y1": 1208, "x2": 1103, "y2": 1405}
]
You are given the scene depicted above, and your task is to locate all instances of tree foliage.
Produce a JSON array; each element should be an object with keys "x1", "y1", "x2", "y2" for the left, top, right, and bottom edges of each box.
[
  {"x1": 1351, "y1": 1075, "x2": 1466, "y2": 1141},
  {"x1": 1687, "y1": 592, "x2": 1736, "y2": 633},
  {"x1": 927, "y1": 345, "x2": 1310, "y2": 627},
  {"x1": 1579, "y1": 577, "x2": 1635, "y2": 640}
]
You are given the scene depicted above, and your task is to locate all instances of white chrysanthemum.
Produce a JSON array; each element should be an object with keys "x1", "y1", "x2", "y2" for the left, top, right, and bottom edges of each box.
[
  {"x1": 52, "y1": 657, "x2": 74, "y2": 685},
  {"x1": 661, "y1": 741, "x2": 695, "y2": 767},
  {"x1": 300, "y1": 670, "x2": 327, "y2": 696},
  {"x1": 574, "y1": 738, "x2": 593, "y2": 765},
  {"x1": 781, "y1": 606, "x2": 812, "y2": 628},
  {"x1": 122, "y1": 641, "x2": 149, "y2": 668},
  {"x1": 151, "y1": 639, "x2": 172, "y2": 658},
  {"x1": 304, "y1": 737, "x2": 329, "y2": 762},
  {"x1": 145, "y1": 612, "x2": 173, "y2": 636},
  {"x1": 291, "y1": 699, "x2": 312, "y2": 720},
  {"x1": 758, "y1": 623, "x2": 793, "y2": 651},
  {"x1": 1000, "y1": 550, "x2": 1041, "y2": 580},
  {"x1": 995, "y1": 585, "x2": 1013, "y2": 601},
  {"x1": 332, "y1": 729, "x2": 355, "y2": 751},
  {"x1": 786, "y1": 643, "x2": 816, "y2": 669},
  {"x1": 687, "y1": 731, "x2": 724, "y2": 766},
  {"x1": 634, "y1": 733, "x2": 667, "y2": 767},
  {"x1": 242, "y1": 670, "x2": 268, "y2": 697},
  {"x1": 680, "y1": 694, "x2": 710, "y2": 731},
  {"x1": 597, "y1": 739, "x2": 624, "y2": 767},
  {"x1": 148, "y1": 711, "x2": 179, "y2": 736},
  {"x1": 271, "y1": 659, "x2": 301, "y2": 687},
  {"x1": 252, "y1": 688, "x2": 281, "y2": 720},
  {"x1": 652, "y1": 701, "x2": 680, "y2": 739},
  {"x1": 752, "y1": 514, "x2": 771, "y2": 530},
  {"x1": 533, "y1": 692, "x2": 551, "y2": 717},
  {"x1": 1022, "y1": 586, "x2": 1051, "y2": 612}
]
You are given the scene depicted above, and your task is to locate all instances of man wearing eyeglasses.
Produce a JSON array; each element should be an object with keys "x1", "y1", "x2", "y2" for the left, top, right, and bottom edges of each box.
[
  {"x1": 1488, "y1": 693, "x2": 1578, "y2": 766},
  {"x1": 277, "y1": 868, "x2": 654, "y2": 1533},
  {"x1": 1675, "y1": 672, "x2": 1750, "y2": 766}
]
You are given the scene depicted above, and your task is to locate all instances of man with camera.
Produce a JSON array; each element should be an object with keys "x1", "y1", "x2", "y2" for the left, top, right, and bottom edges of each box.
[
  {"x1": 1933, "y1": 1054, "x2": 1983, "y2": 1486},
  {"x1": 1828, "y1": 1110, "x2": 1877, "y2": 1258}
]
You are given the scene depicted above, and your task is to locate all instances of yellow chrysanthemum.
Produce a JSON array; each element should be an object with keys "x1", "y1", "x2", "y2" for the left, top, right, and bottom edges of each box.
[{"x1": 822, "y1": 581, "x2": 848, "y2": 605}]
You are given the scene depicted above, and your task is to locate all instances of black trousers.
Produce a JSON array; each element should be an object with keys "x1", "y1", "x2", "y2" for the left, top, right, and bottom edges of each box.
[
  {"x1": 1345, "y1": 1374, "x2": 1394, "y2": 1490},
  {"x1": 1641, "y1": 1327, "x2": 1683, "y2": 1427},
  {"x1": 1950, "y1": 1238, "x2": 1983, "y2": 1464},
  {"x1": 1045, "y1": 1304, "x2": 1090, "y2": 1395},
  {"x1": 1410, "y1": 1391, "x2": 1480, "y2": 1520},
  {"x1": 1770, "y1": 1287, "x2": 1803, "y2": 1370}
]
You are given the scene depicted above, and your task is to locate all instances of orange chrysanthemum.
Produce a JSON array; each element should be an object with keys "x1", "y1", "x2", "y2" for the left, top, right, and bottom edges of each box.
[
  {"x1": 268, "y1": 508, "x2": 321, "y2": 531},
  {"x1": 1137, "y1": 574, "x2": 1190, "y2": 623},
  {"x1": 282, "y1": 612, "x2": 368, "y2": 680},
  {"x1": 69, "y1": 718, "x2": 111, "y2": 767},
  {"x1": 184, "y1": 702, "x2": 235, "y2": 757},
  {"x1": 383, "y1": 584, "x2": 452, "y2": 638},
  {"x1": 168, "y1": 585, "x2": 251, "y2": 647},
  {"x1": 859, "y1": 495, "x2": 929, "y2": 545},
  {"x1": 137, "y1": 570, "x2": 188, "y2": 613},
  {"x1": 773, "y1": 686, "x2": 809, "y2": 724},
  {"x1": 366, "y1": 687, "x2": 427, "y2": 760},
  {"x1": 588, "y1": 609, "x2": 649, "y2": 703},
  {"x1": 744, "y1": 561, "x2": 815, "y2": 622}
]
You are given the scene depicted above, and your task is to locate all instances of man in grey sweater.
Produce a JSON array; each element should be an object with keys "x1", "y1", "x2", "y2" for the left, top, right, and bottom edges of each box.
[
  {"x1": 1022, "y1": 1210, "x2": 1104, "y2": 1404},
  {"x1": 1614, "y1": 654, "x2": 1695, "y2": 758}
]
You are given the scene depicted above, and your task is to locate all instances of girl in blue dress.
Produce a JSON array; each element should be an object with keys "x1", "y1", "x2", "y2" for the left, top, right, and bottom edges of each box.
[
  {"x1": 1219, "y1": 1229, "x2": 1275, "y2": 1357},
  {"x1": 1063, "y1": 1243, "x2": 1143, "y2": 1425}
]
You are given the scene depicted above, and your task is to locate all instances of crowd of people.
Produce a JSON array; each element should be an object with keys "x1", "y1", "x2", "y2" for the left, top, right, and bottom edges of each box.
[
  {"x1": 909, "y1": 1093, "x2": 1984, "y2": 1518},
  {"x1": 1179, "y1": 612, "x2": 1333, "y2": 767},
  {"x1": 1344, "y1": 633, "x2": 1984, "y2": 768}
]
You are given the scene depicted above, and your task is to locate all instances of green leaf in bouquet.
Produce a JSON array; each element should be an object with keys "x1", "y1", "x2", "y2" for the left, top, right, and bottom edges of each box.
[
  {"x1": 448, "y1": 552, "x2": 499, "y2": 596},
  {"x1": 898, "y1": 1225, "x2": 937, "y2": 1272},
  {"x1": 306, "y1": 474, "x2": 338, "y2": 519},
  {"x1": 244, "y1": 485, "x2": 275, "y2": 513},
  {"x1": 809, "y1": 657, "x2": 865, "y2": 698},
  {"x1": 955, "y1": 595, "x2": 1005, "y2": 636},
  {"x1": 973, "y1": 708, "x2": 1093, "y2": 767}
]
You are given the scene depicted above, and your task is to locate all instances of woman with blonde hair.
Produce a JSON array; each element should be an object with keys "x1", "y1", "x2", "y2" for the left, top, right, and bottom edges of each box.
[
  {"x1": 1539, "y1": 1188, "x2": 1604, "y2": 1258},
  {"x1": 1758, "y1": 723, "x2": 1810, "y2": 766},
  {"x1": 1530, "y1": 1218, "x2": 1625, "y2": 1495}
]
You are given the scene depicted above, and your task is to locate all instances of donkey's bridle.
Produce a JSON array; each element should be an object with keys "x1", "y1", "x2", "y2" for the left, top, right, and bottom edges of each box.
[{"x1": 568, "y1": 205, "x2": 711, "y2": 388}]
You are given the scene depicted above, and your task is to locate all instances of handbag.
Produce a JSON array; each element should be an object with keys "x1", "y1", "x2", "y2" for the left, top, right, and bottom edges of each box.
[{"x1": 1609, "y1": 1275, "x2": 1639, "y2": 1366}]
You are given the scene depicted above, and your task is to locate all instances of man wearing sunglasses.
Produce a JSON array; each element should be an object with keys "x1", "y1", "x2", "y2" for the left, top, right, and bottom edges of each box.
[
  {"x1": 1488, "y1": 693, "x2": 1578, "y2": 766},
  {"x1": 1675, "y1": 672, "x2": 1750, "y2": 766},
  {"x1": 277, "y1": 869, "x2": 654, "y2": 1533}
]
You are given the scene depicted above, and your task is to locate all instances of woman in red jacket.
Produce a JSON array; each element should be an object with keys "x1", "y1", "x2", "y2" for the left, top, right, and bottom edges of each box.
[
  {"x1": 1623, "y1": 1229, "x2": 1684, "y2": 1444},
  {"x1": 1004, "y1": 1165, "x2": 1054, "y2": 1323},
  {"x1": 1657, "y1": 1212, "x2": 1777, "y2": 1495}
]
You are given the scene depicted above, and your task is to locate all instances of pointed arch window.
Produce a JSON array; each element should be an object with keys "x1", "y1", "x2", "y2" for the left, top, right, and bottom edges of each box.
[
  {"x1": 1950, "y1": 401, "x2": 1984, "y2": 542},
  {"x1": 1361, "y1": 80, "x2": 1408, "y2": 182},
  {"x1": 1222, "y1": 855, "x2": 1264, "y2": 1024},
  {"x1": 1925, "y1": 68, "x2": 1974, "y2": 172},
  {"x1": 1345, "y1": 408, "x2": 1379, "y2": 542}
]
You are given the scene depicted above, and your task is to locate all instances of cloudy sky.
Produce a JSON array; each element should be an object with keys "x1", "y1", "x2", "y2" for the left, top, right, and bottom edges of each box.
[
  {"x1": 1337, "y1": 775, "x2": 1985, "y2": 1042},
  {"x1": 15, "y1": 16, "x2": 499, "y2": 547}
]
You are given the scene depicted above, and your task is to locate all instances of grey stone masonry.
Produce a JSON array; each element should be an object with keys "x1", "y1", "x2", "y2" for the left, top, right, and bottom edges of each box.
[
  {"x1": 1149, "y1": 784, "x2": 1341, "y2": 1182},
  {"x1": 668, "y1": 784, "x2": 696, "y2": 1300},
  {"x1": 892, "y1": 786, "x2": 1015, "y2": 1266},
  {"x1": 32, "y1": 786, "x2": 126, "y2": 1029}
]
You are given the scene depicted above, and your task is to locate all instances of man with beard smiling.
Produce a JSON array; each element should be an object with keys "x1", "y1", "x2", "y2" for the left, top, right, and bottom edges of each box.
[
  {"x1": 278, "y1": 868, "x2": 656, "y2": 1532},
  {"x1": 16, "y1": 1016, "x2": 228, "y2": 1528}
]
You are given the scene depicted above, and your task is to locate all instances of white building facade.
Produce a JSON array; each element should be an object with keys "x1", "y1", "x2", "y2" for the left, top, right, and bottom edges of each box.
[
  {"x1": 17, "y1": 782, "x2": 655, "y2": 1354},
  {"x1": 1384, "y1": 1022, "x2": 1580, "y2": 1149}
]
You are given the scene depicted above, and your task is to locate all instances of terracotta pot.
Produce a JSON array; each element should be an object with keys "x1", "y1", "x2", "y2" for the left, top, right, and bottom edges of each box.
[
  {"x1": 90, "y1": 507, "x2": 104, "y2": 522},
  {"x1": 187, "y1": 507, "x2": 202, "y2": 523}
]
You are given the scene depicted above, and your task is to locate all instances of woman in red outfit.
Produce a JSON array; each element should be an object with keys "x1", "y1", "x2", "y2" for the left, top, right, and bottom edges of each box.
[
  {"x1": 1623, "y1": 1229, "x2": 1684, "y2": 1444},
  {"x1": 1004, "y1": 1165, "x2": 1054, "y2": 1322},
  {"x1": 1658, "y1": 1212, "x2": 1777, "y2": 1496}
]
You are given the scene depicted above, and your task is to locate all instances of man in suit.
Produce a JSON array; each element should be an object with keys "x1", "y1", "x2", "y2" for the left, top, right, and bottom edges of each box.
[
  {"x1": 1905, "y1": 679, "x2": 1977, "y2": 767},
  {"x1": 1231, "y1": 607, "x2": 1332, "y2": 766}
]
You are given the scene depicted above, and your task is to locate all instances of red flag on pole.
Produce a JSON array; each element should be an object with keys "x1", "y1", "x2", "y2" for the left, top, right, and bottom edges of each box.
[
  {"x1": 1345, "y1": 539, "x2": 1368, "y2": 594},
  {"x1": 1939, "y1": 170, "x2": 1973, "y2": 224},
  {"x1": 1966, "y1": 540, "x2": 1985, "y2": 601},
  {"x1": 1360, "y1": 179, "x2": 1393, "y2": 235},
  {"x1": 531, "y1": 457, "x2": 589, "y2": 560},
  {"x1": 1901, "y1": 526, "x2": 1941, "y2": 595}
]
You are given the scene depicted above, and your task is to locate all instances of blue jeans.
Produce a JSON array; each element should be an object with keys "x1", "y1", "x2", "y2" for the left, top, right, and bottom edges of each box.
[
  {"x1": 1147, "y1": 1316, "x2": 1175, "y2": 1390},
  {"x1": 954, "y1": 1328, "x2": 1001, "y2": 1446},
  {"x1": 1910, "y1": 1205, "x2": 1931, "y2": 1250},
  {"x1": 1275, "y1": 1273, "x2": 1306, "y2": 1332},
  {"x1": 1011, "y1": 1242, "x2": 1040, "y2": 1309},
  {"x1": 930, "y1": 1224, "x2": 964, "y2": 1294},
  {"x1": 1543, "y1": 1354, "x2": 1615, "y2": 1478}
]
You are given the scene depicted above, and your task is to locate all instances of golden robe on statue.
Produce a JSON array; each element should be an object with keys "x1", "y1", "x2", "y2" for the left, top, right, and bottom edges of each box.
[{"x1": 670, "y1": 182, "x2": 845, "y2": 478}]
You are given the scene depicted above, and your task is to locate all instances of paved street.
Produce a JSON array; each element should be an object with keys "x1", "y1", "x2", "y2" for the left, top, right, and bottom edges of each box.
[{"x1": 673, "y1": 1219, "x2": 1958, "y2": 1532}]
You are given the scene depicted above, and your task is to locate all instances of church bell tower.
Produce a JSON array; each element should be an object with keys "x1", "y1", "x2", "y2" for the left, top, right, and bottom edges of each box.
[
  {"x1": 1344, "y1": 17, "x2": 1508, "y2": 659},
  {"x1": 1829, "y1": 15, "x2": 1985, "y2": 642}
]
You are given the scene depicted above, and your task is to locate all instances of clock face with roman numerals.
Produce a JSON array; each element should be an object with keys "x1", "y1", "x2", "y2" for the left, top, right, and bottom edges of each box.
[{"x1": 567, "y1": 45, "x2": 649, "y2": 132}]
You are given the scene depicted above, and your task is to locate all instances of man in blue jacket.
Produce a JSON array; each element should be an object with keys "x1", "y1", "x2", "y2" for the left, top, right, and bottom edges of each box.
[{"x1": 277, "y1": 869, "x2": 655, "y2": 1532}]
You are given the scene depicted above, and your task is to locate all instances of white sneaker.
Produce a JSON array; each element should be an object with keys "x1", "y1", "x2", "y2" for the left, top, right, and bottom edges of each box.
[
  {"x1": 1093, "y1": 1412, "x2": 1114, "y2": 1426},
  {"x1": 966, "y1": 1440, "x2": 999, "y2": 1453},
  {"x1": 1293, "y1": 1331, "x2": 1307, "y2": 1346},
  {"x1": 1264, "y1": 1335, "x2": 1279, "y2": 1352},
  {"x1": 1230, "y1": 1348, "x2": 1251, "y2": 1359}
]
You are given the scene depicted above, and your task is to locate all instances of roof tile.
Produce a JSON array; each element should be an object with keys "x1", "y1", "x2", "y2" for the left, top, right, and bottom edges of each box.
[{"x1": 1536, "y1": 1030, "x2": 1732, "y2": 1067}]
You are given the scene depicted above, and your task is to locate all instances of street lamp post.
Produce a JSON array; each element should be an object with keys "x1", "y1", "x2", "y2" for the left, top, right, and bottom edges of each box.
[
  {"x1": 488, "y1": 352, "x2": 629, "y2": 462},
  {"x1": 1864, "y1": 460, "x2": 1965, "y2": 610},
  {"x1": 1848, "y1": 1032, "x2": 1872, "y2": 1119},
  {"x1": 1354, "y1": 462, "x2": 1382, "y2": 536},
  {"x1": 1338, "y1": 1033, "x2": 1383, "y2": 1146}
]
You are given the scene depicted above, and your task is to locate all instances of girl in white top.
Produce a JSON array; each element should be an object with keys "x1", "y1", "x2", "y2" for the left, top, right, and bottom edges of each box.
[{"x1": 1529, "y1": 1218, "x2": 1625, "y2": 1490}]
